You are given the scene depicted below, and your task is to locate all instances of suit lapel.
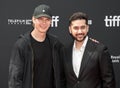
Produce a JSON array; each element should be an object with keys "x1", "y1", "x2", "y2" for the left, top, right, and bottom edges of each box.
[
  {"x1": 66, "y1": 39, "x2": 97, "y2": 79},
  {"x1": 66, "y1": 42, "x2": 77, "y2": 78},
  {"x1": 78, "y1": 39, "x2": 96, "y2": 78}
]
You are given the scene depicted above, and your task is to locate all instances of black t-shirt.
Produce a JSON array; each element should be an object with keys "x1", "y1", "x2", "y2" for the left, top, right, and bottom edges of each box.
[{"x1": 30, "y1": 35, "x2": 54, "y2": 88}]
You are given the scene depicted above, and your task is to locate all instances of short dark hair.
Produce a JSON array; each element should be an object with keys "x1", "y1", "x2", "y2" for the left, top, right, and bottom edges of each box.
[{"x1": 69, "y1": 12, "x2": 88, "y2": 25}]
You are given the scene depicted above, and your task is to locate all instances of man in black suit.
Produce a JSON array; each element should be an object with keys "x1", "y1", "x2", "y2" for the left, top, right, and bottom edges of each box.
[{"x1": 64, "y1": 12, "x2": 116, "y2": 88}]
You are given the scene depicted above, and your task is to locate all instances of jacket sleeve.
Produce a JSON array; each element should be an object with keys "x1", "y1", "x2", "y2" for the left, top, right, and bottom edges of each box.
[
  {"x1": 99, "y1": 46, "x2": 116, "y2": 88},
  {"x1": 58, "y1": 44, "x2": 66, "y2": 88},
  {"x1": 54, "y1": 41, "x2": 66, "y2": 88},
  {"x1": 8, "y1": 41, "x2": 24, "y2": 88}
]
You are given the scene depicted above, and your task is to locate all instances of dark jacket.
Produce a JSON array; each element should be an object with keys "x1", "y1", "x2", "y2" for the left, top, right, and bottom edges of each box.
[
  {"x1": 8, "y1": 31, "x2": 66, "y2": 88},
  {"x1": 64, "y1": 38, "x2": 115, "y2": 88}
]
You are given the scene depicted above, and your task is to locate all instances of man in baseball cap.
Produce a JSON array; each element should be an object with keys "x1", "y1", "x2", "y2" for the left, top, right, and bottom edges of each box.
[{"x1": 8, "y1": 4, "x2": 66, "y2": 88}]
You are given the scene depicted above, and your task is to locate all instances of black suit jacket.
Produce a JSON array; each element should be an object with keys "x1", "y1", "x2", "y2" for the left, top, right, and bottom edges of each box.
[{"x1": 64, "y1": 38, "x2": 115, "y2": 88}]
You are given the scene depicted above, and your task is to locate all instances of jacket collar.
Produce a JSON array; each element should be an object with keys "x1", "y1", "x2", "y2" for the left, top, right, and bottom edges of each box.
[
  {"x1": 66, "y1": 38, "x2": 97, "y2": 79},
  {"x1": 19, "y1": 29, "x2": 58, "y2": 46}
]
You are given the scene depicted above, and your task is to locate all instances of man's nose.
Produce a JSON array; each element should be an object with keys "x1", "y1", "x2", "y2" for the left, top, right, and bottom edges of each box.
[{"x1": 77, "y1": 29, "x2": 82, "y2": 33}]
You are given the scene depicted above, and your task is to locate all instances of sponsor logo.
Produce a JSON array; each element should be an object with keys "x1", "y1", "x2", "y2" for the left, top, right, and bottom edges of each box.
[
  {"x1": 8, "y1": 19, "x2": 32, "y2": 25},
  {"x1": 8, "y1": 16, "x2": 60, "y2": 27},
  {"x1": 88, "y1": 20, "x2": 92, "y2": 25},
  {"x1": 111, "y1": 55, "x2": 120, "y2": 63}
]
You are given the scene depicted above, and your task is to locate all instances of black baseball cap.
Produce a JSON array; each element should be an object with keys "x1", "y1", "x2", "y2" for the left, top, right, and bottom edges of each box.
[{"x1": 33, "y1": 4, "x2": 52, "y2": 19}]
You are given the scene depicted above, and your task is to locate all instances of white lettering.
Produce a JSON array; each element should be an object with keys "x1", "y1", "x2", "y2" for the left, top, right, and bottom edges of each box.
[
  {"x1": 8, "y1": 16, "x2": 60, "y2": 27},
  {"x1": 104, "y1": 15, "x2": 120, "y2": 27},
  {"x1": 51, "y1": 16, "x2": 59, "y2": 27}
]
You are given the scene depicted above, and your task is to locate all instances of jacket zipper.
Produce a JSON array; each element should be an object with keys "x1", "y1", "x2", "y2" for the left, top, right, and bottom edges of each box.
[
  {"x1": 52, "y1": 41, "x2": 57, "y2": 88},
  {"x1": 30, "y1": 44, "x2": 34, "y2": 88}
]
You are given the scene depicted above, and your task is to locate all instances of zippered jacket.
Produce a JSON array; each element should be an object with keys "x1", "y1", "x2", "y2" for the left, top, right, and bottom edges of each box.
[{"x1": 8, "y1": 31, "x2": 66, "y2": 88}]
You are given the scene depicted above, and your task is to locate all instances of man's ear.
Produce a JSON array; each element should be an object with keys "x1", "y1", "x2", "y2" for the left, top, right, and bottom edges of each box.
[
  {"x1": 32, "y1": 16, "x2": 35, "y2": 23},
  {"x1": 69, "y1": 26, "x2": 71, "y2": 34},
  {"x1": 87, "y1": 25, "x2": 89, "y2": 33}
]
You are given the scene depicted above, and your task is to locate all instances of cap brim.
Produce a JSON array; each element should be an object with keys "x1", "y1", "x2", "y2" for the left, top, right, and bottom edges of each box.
[{"x1": 34, "y1": 14, "x2": 52, "y2": 19}]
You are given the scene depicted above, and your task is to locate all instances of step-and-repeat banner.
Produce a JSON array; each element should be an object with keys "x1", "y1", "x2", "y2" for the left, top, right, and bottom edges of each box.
[{"x1": 0, "y1": 0, "x2": 120, "y2": 88}]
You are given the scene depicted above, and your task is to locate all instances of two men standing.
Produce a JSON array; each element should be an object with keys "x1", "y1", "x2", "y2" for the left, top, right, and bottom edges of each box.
[{"x1": 8, "y1": 4, "x2": 115, "y2": 88}]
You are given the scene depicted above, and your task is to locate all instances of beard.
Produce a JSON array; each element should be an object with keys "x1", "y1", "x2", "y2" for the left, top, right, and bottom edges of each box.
[{"x1": 72, "y1": 33, "x2": 87, "y2": 42}]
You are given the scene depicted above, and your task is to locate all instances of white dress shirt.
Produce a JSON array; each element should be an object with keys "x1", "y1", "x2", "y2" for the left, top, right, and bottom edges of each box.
[{"x1": 72, "y1": 36, "x2": 88, "y2": 78}]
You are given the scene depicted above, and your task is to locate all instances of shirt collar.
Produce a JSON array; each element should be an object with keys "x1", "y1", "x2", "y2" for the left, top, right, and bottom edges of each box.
[{"x1": 73, "y1": 36, "x2": 88, "y2": 51}]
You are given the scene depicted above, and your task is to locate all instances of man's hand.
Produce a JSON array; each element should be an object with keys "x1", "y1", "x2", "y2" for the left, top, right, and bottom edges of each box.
[{"x1": 90, "y1": 38, "x2": 99, "y2": 43}]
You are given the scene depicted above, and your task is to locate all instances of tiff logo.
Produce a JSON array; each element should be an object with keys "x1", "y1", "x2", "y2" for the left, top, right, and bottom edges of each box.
[
  {"x1": 8, "y1": 16, "x2": 59, "y2": 27},
  {"x1": 51, "y1": 16, "x2": 59, "y2": 27},
  {"x1": 104, "y1": 15, "x2": 120, "y2": 27}
]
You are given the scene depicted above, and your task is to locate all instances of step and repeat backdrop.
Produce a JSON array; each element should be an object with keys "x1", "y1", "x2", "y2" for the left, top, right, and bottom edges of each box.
[{"x1": 0, "y1": 0, "x2": 120, "y2": 88}]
